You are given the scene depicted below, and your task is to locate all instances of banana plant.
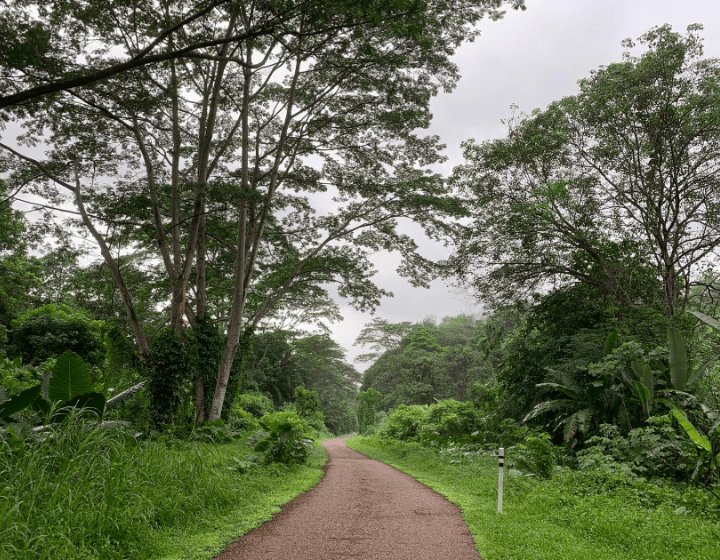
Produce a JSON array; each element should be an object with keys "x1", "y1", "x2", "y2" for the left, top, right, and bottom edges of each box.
[{"x1": 524, "y1": 365, "x2": 624, "y2": 444}]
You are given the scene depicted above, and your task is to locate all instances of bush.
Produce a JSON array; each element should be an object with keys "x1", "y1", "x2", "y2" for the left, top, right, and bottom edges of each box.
[
  {"x1": 420, "y1": 399, "x2": 480, "y2": 443},
  {"x1": 513, "y1": 432, "x2": 558, "y2": 478},
  {"x1": 9, "y1": 304, "x2": 104, "y2": 366},
  {"x1": 293, "y1": 386, "x2": 325, "y2": 430},
  {"x1": 576, "y1": 420, "x2": 699, "y2": 482},
  {"x1": 236, "y1": 392, "x2": 274, "y2": 418},
  {"x1": 253, "y1": 411, "x2": 315, "y2": 465},
  {"x1": 380, "y1": 404, "x2": 428, "y2": 441},
  {"x1": 0, "y1": 356, "x2": 38, "y2": 397},
  {"x1": 227, "y1": 407, "x2": 260, "y2": 432}
]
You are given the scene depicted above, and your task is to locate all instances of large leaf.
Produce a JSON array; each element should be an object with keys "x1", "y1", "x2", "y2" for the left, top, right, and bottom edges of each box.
[
  {"x1": 52, "y1": 392, "x2": 106, "y2": 422},
  {"x1": 0, "y1": 385, "x2": 41, "y2": 419},
  {"x1": 670, "y1": 408, "x2": 711, "y2": 452},
  {"x1": 563, "y1": 408, "x2": 593, "y2": 438},
  {"x1": 48, "y1": 351, "x2": 94, "y2": 403},
  {"x1": 523, "y1": 399, "x2": 574, "y2": 422},
  {"x1": 689, "y1": 310, "x2": 720, "y2": 330},
  {"x1": 667, "y1": 327, "x2": 688, "y2": 391},
  {"x1": 535, "y1": 382, "x2": 580, "y2": 399},
  {"x1": 604, "y1": 331, "x2": 621, "y2": 357}
]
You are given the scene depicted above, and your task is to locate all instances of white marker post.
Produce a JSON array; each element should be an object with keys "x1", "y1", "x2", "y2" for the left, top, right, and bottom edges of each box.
[{"x1": 498, "y1": 447, "x2": 504, "y2": 514}]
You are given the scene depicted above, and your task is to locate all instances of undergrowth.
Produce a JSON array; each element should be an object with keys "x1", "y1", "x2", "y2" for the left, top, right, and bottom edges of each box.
[
  {"x1": 0, "y1": 411, "x2": 327, "y2": 560},
  {"x1": 347, "y1": 436, "x2": 720, "y2": 560}
]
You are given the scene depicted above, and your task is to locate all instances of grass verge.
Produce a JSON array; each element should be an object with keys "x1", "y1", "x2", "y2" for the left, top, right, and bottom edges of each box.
[
  {"x1": 1, "y1": 414, "x2": 327, "y2": 560},
  {"x1": 347, "y1": 435, "x2": 720, "y2": 560}
]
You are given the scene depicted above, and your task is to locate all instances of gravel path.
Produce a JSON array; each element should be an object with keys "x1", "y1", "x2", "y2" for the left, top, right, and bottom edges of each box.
[{"x1": 214, "y1": 435, "x2": 480, "y2": 559}]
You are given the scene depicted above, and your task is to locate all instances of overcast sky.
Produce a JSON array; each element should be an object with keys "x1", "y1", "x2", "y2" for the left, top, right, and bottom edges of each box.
[{"x1": 339, "y1": 0, "x2": 720, "y2": 368}]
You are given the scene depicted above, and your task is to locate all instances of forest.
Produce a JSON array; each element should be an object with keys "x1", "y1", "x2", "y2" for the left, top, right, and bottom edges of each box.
[{"x1": 0, "y1": 1, "x2": 719, "y2": 558}]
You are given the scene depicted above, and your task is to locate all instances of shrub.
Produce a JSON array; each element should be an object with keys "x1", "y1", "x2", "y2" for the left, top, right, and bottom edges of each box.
[
  {"x1": 513, "y1": 432, "x2": 558, "y2": 478},
  {"x1": 293, "y1": 386, "x2": 325, "y2": 430},
  {"x1": 420, "y1": 399, "x2": 480, "y2": 443},
  {"x1": 9, "y1": 304, "x2": 104, "y2": 366},
  {"x1": 236, "y1": 392, "x2": 274, "y2": 418},
  {"x1": 253, "y1": 411, "x2": 314, "y2": 465},
  {"x1": 227, "y1": 406, "x2": 260, "y2": 432},
  {"x1": 577, "y1": 420, "x2": 699, "y2": 482},
  {"x1": 380, "y1": 404, "x2": 428, "y2": 441}
]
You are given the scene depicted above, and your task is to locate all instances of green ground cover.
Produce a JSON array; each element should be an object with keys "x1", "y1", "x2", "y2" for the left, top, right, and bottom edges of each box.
[
  {"x1": 1, "y1": 415, "x2": 327, "y2": 560},
  {"x1": 347, "y1": 436, "x2": 720, "y2": 560}
]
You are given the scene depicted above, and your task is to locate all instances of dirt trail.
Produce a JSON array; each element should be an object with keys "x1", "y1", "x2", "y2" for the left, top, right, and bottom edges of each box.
[{"x1": 214, "y1": 435, "x2": 480, "y2": 560}]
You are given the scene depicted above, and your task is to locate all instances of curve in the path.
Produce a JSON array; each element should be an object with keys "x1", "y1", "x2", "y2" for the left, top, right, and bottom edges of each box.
[{"x1": 214, "y1": 434, "x2": 480, "y2": 560}]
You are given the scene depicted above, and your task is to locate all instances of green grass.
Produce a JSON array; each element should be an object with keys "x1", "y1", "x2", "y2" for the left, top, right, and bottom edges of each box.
[
  {"x1": 347, "y1": 436, "x2": 720, "y2": 560},
  {"x1": 1, "y1": 412, "x2": 327, "y2": 560}
]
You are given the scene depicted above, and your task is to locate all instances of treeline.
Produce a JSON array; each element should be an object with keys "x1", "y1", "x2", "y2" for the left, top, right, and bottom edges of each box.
[{"x1": 357, "y1": 300, "x2": 720, "y2": 492}]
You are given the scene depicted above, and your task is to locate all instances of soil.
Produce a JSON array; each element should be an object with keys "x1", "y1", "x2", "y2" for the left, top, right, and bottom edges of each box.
[{"x1": 214, "y1": 434, "x2": 480, "y2": 559}]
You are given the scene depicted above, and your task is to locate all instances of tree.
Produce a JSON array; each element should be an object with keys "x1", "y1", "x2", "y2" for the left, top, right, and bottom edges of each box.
[
  {"x1": 450, "y1": 25, "x2": 720, "y2": 318},
  {"x1": 9, "y1": 304, "x2": 105, "y2": 366},
  {"x1": 359, "y1": 315, "x2": 486, "y2": 407},
  {"x1": 353, "y1": 317, "x2": 415, "y2": 363},
  {"x1": 1, "y1": 0, "x2": 525, "y2": 422},
  {"x1": 0, "y1": 181, "x2": 38, "y2": 335},
  {"x1": 0, "y1": 0, "x2": 350, "y2": 109}
]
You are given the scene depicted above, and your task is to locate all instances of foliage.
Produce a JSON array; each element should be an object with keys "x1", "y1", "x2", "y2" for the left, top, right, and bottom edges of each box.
[
  {"x1": 357, "y1": 388, "x2": 384, "y2": 435},
  {"x1": 348, "y1": 435, "x2": 720, "y2": 560},
  {"x1": 419, "y1": 399, "x2": 481, "y2": 443},
  {"x1": 380, "y1": 404, "x2": 428, "y2": 441},
  {"x1": 293, "y1": 386, "x2": 325, "y2": 431},
  {"x1": 576, "y1": 421, "x2": 695, "y2": 482},
  {"x1": 0, "y1": 408, "x2": 326, "y2": 560},
  {"x1": 450, "y1": 25, "x2": 720, "y2": 319},
  {"x1": 235, "y1": 392, "x2": 275, "y2": 419},
  {"x1": 0, "y1": 356, "x2": 38, "y2": 396},
  {"x1": 252, "y1": 411, "x2": 315, "y2": 465},
  {"x1": 0, "y1": 350, "x2": 105, "y2": 424},
  {"x1": 513, "y1": 432, "x2": 558, "y2": 479},
  {"x1": 242, "y1": 330, "x2": 358, "y2": 433},
  {"x1": 189, "y1": 418, "x2": 241, "y2": 444},
  {"x1": 9, "y1": 304, "x2": 105, "y2": 366},
  {"x1": 147, "y1": 329, "x2": 191, "y2": 428},
  {"x1": 103, "y1": 321, "x2": 144, "y2": 393},
  {"x1": 359, "y1": 315, "x2": 487, "y2": 408}
]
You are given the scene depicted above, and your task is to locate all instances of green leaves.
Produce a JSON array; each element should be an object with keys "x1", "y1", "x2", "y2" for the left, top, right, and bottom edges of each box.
[
  {"x1": 0, "y1": 351, "x2": 105, "y2": 422},
  {"x1": 48, "y1": 350, "x2": 94, "y2": 403},
  {"x1": 0, "y1": 385, "x2": 41, "y2": 419},
  {"x1": 670, "y1": 408, "x2": 711, "y2": 453}
]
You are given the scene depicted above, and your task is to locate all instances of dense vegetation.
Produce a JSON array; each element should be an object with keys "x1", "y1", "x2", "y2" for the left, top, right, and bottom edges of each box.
[
  {"x1": 351, "y1": 26, "x2": 720, "y2": 539},
  {"x1": 1, "y1": 2, "x2": 719, "y2": 557}
]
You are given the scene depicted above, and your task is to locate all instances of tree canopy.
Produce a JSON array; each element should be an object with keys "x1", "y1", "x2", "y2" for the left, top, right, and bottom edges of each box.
[{"x1": 449, "y1": 25, "x2": 720, "y2": 318}]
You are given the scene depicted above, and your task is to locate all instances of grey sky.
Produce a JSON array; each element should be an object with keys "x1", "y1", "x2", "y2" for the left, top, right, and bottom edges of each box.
[{"x1": 340, "y1": 0, "x2": 720, "y2": 368}]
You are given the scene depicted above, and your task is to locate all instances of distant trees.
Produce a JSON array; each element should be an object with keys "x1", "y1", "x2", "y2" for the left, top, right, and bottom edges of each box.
[{"x1": 358, "y1": 315, "x2": 487, "y2": 408}]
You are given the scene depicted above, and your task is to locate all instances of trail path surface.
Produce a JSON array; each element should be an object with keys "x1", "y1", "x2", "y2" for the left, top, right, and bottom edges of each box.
[{"x1": 215, "y1": 435, "x2": 480, "y2": 560}]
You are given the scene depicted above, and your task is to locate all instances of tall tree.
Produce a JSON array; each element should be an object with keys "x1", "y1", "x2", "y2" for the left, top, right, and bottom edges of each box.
[
  {"x1": 449, "y1": 25, "x2": 720, "y2": 318},
  {"x1": 1, "y1": 0, "x2": 526, "y2": 421}
]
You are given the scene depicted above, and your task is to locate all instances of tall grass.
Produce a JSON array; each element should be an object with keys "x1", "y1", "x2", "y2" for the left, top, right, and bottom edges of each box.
[{"x1": 0, "y1": 411, "x2": 326, "y2": 560}]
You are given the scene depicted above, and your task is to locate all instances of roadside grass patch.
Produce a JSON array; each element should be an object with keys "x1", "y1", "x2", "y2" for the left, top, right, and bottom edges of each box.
[
  {"x1": 1, "y1": 414, "x2": 326, "y2": 560},
  {"x1": 347, "y1": 436, "x2": 720, "y2": 560}
]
